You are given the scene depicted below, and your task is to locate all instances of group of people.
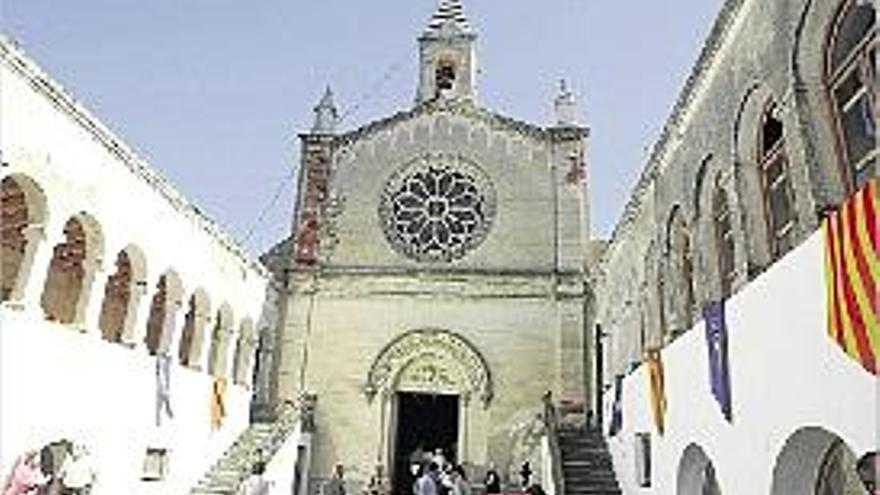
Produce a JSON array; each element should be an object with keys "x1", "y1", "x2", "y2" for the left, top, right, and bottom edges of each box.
[
  {"x1": 412, "y1": 461, "x2": 472, "y2": 495},
  {"x1": 2, "y1": 441, "x2": 95, "y2": 495}
]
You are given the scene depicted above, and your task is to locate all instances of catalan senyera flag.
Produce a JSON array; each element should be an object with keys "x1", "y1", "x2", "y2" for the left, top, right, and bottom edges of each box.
[
  {"x1": 823, "y1": 177, "x2": 879, "y2": 375},
  {"x1": 645, "y1": 349, "x2": 667, "y2": 435}
]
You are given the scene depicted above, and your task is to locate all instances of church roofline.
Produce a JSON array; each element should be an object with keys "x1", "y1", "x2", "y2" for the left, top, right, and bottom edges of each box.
[
  {"x1": 594, "y1": 0, "x2": 747, "y2": 283},
  {"x1": 0, "y1": 33, "x2": 270, "y2": 278},
  {"x1": 328, "y1": 99, "x2": 588, "y2": 148}
]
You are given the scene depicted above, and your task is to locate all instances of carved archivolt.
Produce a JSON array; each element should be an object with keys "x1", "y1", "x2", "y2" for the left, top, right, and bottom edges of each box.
[{"x1": 364, "y1": 329, "x2": 493, "y2": 406}]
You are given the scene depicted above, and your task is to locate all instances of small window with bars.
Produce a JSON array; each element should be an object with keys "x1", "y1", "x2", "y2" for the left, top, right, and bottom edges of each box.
[{"x1": 141, "y1": 448, "x2": 169, "y2": 482}]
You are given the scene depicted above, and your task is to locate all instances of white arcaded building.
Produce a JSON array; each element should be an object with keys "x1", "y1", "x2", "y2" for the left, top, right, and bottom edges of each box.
[{"x1": 0, "y1": 35, "x2": 274, "y2": 495}]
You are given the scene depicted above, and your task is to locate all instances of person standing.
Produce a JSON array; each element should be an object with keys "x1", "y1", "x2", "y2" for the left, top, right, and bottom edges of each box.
[
  {"x1": 416, "y1": 463, "x2": 439, "y2": 495},
  {"x1": 3, "y1": 451, "x2": 46, "y2": 495},
  {"x1": 324, "y1": 464, "x2": 346, "y2": 495},
  {"x1": 450, "y1": 465, "x2": 472, "y2": 495},
  {"x1": 483, "y1": 465, "x2": 500, "y2": 495},
  {"x1": 238, "y1": 461, "x2": 272, "y2": 495},
  {"x1": 432, "y1": 449, "x2": 447, "y2": 472}
]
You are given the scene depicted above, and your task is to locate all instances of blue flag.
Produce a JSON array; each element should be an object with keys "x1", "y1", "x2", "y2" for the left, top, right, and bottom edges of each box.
[
  {"x1": 608, "y1": 374, "x2": 624, "y2": 436},
  {"x1": 155, "y1": 354, "x2": 174, "y2": 426},
  {"x1": 703, "y1": 301, "x2": 732, "y2": 422}
]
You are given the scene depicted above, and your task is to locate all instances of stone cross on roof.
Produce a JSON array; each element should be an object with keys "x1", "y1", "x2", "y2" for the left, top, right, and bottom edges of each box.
[{"x1": 424, "y1": 0, "x2": 473, "y2": 37}]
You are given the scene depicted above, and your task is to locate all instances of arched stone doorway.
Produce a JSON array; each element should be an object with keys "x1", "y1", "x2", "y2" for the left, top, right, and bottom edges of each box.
[
  {"x1": 770, "y1": 427, "x2": 864, "y2": 495},
  {"x1": 677, "y1": 443, "x2": 721, "y2": 495},
  {"x1": 364, "y1": 329, "x2": 493, "y2": 493}
]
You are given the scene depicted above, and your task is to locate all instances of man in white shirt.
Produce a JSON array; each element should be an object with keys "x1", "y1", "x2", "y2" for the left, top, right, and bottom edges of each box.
[{"x1": 417, "y1": 462, "x2": 439, "y2": 495}]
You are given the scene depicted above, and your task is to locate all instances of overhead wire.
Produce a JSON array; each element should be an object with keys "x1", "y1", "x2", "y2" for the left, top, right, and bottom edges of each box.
[{"x1": 239, "y1": 48, "x2": 412, "y2": 252}]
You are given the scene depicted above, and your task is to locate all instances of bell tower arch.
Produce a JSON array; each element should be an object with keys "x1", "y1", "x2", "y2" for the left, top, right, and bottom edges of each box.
[{"x1": 416, "y1": 0, "x2": 478, "y2": 104}]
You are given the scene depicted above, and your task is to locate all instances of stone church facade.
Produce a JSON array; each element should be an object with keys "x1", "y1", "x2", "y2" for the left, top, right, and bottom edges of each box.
[
  {"x1": 268, "y1": 1, "x2": 591, "y2": 490},
  {"x1": 4, "y1": 0, "x2": 875, "y2": 492}
]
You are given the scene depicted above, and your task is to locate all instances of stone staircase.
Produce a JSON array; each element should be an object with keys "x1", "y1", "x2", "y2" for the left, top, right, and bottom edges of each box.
[
  {"x1": 190, "y1": 408, "x2": 300, "y2": 495},
  {"x1": 558, "y1": 427, "x2": 621, "y2": 495}
]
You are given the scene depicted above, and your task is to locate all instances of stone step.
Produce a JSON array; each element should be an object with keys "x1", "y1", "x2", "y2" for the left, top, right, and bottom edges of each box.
[
  {"x1": 188, "y1": 415, "x2": 300, "y2": 495},
  {"x1": 557, "y1": 429, "x2": 621, "y2": 495}
]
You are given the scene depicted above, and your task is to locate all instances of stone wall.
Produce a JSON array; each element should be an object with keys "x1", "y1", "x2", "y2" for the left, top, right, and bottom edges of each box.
[
  {"x1": 276, "y1": 100, "x2": 591, "y2": 489},
  {"x1": 593, "y1": 0, "x2": 869, "y2": 383}
]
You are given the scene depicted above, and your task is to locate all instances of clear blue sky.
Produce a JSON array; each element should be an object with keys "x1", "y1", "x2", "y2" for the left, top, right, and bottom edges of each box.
[{"x1": 3, "y1": 0, "x2": 721, "y2": 257}]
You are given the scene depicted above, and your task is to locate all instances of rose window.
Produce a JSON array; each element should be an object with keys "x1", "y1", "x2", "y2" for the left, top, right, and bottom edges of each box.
[{"x1": 380, "y1": 157, "x2": 495, "y2": 262}]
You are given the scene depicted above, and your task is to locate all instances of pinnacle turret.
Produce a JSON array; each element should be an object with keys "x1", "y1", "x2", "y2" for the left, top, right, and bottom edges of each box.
[
  {"x1": 554, "y1": 80, "x2": 580, "y2": 127},
  {"x1": 311, "y1": 85, "x2": 339, "y2": 134}
]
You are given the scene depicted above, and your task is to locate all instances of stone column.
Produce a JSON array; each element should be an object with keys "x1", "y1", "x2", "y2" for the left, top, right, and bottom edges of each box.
[
  {"x1": 20, "y1": 225, "x2": 57, "y2": 317},
  {"x1": 8, "y1": 224, "x2": 46, "y2": 306},
  {"x1": 220, "y1": 325, "x2": 237, "y2": 379},
  {"x1": 458, "y1": 393, "x2": 471, "y2": 464},
  {"x1": 378, "y1": 390, "x2": 392, "y2": 466},
  {"x1": 160, "y1": 298, "x2": 184, "y2": 359},
  {"x1": 81, "y1": 261, "x2": 109, "y2": 334},
  {"x1": 124, "y1": 280, "x2": 153, "y2": 353},
  {"x1": 190, "y1": 311, "x2": 214, "y2": 371}
]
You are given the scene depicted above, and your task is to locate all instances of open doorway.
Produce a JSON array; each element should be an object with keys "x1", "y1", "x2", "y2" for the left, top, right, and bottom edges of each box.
[{"x1": 392, "y1": 392, "x2": 459, "y2": 494}]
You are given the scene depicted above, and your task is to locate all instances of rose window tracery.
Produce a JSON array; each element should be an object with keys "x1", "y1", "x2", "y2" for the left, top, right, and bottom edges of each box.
[{"x1": 380, "y1": 156, "x2": 495, "y2": 263}]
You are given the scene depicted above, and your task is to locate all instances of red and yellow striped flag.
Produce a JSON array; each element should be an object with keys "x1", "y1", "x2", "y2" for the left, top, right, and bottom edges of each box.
[{"x1": 823, "y1": 178, "x2": 879, "y2": 375}]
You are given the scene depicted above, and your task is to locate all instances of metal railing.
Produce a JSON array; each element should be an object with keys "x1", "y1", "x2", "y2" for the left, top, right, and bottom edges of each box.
[{"x1": 541, "y1": 392, "x2": 564, "y2": 495}]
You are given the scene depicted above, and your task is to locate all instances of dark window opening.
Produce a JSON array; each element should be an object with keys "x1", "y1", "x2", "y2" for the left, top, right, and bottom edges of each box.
[
  {"x1": 758, "y1": 104, "x2": 796, "y2": 260},
  {"x1": 436, "y1": 63, "x2": 456, "y2": 93},
  {"x1": 761, "y1": 112, "x2": 784, "y2": 155}
]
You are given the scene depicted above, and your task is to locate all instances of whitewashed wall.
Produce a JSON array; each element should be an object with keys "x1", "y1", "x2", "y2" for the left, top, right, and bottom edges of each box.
[
  {"x1": 0, "y1": 310, "x2": 253, "y2": 495},
  {"x1": 1, "y1": 36, "x2": 271, "y2": 494},
  {"x1": 603, "y1": 232, "x2": 877, "y2": 494}
]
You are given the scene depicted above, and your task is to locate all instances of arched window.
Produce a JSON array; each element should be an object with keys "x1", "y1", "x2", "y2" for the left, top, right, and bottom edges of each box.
[
  {"x1": 208, "y1": 304, "x2": 234, "y2": 378},
  {"x1": 232, "y1": 318, "x2": 255, "y2": 386},
  {"x1": 826, "y1": 1, "x2": 877, "y2": 190},
  {"x1": 667, "y1": 209, "x2": 695, "y2": 337},
  {"x1": 41, "y1": 217, "x2": 91, "y2": 324},
  {"x1": 1, "y1": 177, "x2": 30, "y2": 301},
  {"x1": 758, "y1": 104, "x2": 796, "y2": 259},
  {"x1": 145, "y1": 276, "x2": 168, "y2": 355},
  {"x1": 178, "y1": 296, "x2": 198, "y2": 365},
  {"x1": 178, "y1": 289, "x2": 210, "y2": 367},
  {"x1": 98, "y1": 251, "x2": 132, "y2": 343},
  {"x1": 1, "y1": 175, "x2": 47, "y2": 303},
  {"x1": 713, "y1": 185, "x2": 736, "y2": 298},
  {"x1": 144, "y1": 272, "x2": 182, "y2": 356}
]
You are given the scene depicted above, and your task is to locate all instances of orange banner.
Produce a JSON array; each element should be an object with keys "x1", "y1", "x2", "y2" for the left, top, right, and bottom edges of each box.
[
  {"x1": 645, "y1": 349, "x2": 667, "y2": 435},
  {"x1": 210, "y1": 378, "x2": 227, "y2": 429}
]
